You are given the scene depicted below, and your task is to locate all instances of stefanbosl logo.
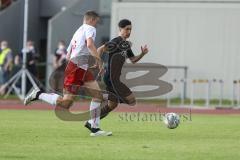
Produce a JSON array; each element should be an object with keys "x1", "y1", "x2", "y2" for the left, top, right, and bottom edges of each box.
[
  {"x1": 49, "y1": 54, "x2": 173, "y2": 121},
  {"x1": 118, "y1": 112, "x2": 192, "y2": 122}
]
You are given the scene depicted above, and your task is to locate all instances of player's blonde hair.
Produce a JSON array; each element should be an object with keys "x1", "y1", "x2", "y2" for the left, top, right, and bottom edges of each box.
[{"x1": 84, "y1": 10, "x2": 100, "y2": 21}]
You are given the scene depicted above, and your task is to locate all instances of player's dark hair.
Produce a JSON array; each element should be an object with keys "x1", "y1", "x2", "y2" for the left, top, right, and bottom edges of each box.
[
  {"x1": 84, "y1": 10, "x2": 100, "y2": 20},
  {"x1": 118, "y1": 19, "x2": 132, "y2": 28}
]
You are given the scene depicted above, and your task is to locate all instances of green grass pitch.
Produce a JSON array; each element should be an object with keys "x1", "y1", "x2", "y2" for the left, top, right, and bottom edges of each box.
[{"x1": 0, "y1": 110, "x2": 240, "y2": 160}]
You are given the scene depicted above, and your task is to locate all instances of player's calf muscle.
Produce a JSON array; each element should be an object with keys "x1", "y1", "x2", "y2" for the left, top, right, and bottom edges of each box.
[
  {"x1": 56, "y1": 98, "x2": 74, "y2": 109},
  {"x1": 108, "y1": 101, "x2": 118, "y2": 109}
]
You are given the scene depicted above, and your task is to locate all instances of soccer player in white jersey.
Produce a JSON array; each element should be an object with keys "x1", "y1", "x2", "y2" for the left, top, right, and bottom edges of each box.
[{"x1": 24, "y1": 11, "x2": 112, "y2": 137}]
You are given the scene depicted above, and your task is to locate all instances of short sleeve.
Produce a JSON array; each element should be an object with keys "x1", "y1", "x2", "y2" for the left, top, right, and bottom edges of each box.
[
  {"x1": 85, "y1": 26, "x2": 96, "y2": 41},
  {"x1": 127, "y1": 49, "x2": 135, "y2": 58}
]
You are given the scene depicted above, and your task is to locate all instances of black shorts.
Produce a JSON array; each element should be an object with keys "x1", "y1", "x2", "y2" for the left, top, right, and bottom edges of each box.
[{"x1": 104, "y1": 74, "x2": 132, "y2": 103}]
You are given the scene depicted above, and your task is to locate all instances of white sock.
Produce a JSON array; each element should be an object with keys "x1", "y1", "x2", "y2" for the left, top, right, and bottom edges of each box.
[
  {"x1": 39, "y1": 93, "x2": 60, "y2": 106},
  {"x1": 88, "y1": 101, "x2": 101, "y2": 129}
]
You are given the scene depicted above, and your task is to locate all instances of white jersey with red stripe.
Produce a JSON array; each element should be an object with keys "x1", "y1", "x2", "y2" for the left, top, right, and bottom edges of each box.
[{"x1": 67, "y1": 23, "x2": 96, "y2": 70}]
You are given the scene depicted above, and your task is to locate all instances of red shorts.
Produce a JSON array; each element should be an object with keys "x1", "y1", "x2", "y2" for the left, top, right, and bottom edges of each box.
[{"x1": 63, "y1": 61, "x2": 94, "y2": 94}]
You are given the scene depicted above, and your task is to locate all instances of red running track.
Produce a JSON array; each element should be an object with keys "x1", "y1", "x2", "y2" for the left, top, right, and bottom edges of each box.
[{"x1": 1, "y1": 100, "x2": 240, "y2": 115}]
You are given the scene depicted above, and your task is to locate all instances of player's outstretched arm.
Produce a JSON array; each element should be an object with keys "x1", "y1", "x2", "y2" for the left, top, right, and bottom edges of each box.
[
  {"x1": 96, "y1": 44, "x2": 107, "y2": 75},
  {"x1": 129, "y1": 45, "x2": 149, "y2": 64},
  {"x1": 97, "y1": 44, "x2": 107, "y2": 57}
]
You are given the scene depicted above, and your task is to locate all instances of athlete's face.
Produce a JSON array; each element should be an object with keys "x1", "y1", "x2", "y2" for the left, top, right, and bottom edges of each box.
[
  {"x1": 90, "y1": 17, "x2": 100, "y2": 27},
  {"x1": 119, "y1": 25, "x2": 132, "y2": 39}
]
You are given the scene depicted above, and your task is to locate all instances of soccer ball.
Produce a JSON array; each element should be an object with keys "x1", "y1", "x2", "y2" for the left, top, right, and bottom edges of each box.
[{"x1": 163, "y1": 113, "x2": 180, "y2": 129}]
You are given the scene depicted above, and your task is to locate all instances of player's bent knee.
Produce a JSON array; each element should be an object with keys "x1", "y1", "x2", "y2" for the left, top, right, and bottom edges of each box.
[
  {"x1": 124, "y1": 94, "x2": 136, "y2": 106},
  {"x1": 128, "y1": 100, "x2": 136, "y2": 106},
  {"x1": 127, "y1": 98, "x2": 136, "y2": 106}
]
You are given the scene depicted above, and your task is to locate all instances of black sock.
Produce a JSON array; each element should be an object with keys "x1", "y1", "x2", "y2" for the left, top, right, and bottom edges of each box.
[
  {"x1": 91, "y1": 128, "x2": 101, "y2": 133},
  {"x1": 35, "y1": 90, "x2": 43, "y2": 100}
]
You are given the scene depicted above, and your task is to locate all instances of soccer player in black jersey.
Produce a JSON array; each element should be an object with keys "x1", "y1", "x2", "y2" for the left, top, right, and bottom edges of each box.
[{"x1": 85, "y1": 19, "x2": 149, "y2": 131}]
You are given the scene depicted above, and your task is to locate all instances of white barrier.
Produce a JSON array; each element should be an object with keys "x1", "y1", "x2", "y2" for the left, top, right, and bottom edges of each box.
[
  {"x1": 232, "y1": 80, "x2": 240, "y2": 107},
  {"x1": 168, "y1": 78, "x2": 224, "y2": 107},
  {"x1": 167, "y1": 78, "x2": 186, "y2": 107},
  {"x1": 191, "y1": 79, "x2": 224, "y2": 107}
]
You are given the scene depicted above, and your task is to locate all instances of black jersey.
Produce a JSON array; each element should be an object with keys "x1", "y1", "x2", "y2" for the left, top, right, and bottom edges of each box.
[{"x1": 103, "y1": 36, "x2": 135, "y2": 85}]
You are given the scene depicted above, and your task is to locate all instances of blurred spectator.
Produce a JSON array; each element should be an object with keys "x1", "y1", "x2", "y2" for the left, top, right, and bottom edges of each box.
[
  {"x1": 53, "y1": 40, "x2": 67, "y2": 69},
  {"x1": 15, "y1": 40, "x2": 39, "y2": 75},
  {"x1": 15, "y1": 40, "x2": 39, "y2": 92},
  {"x1": 0, "y1": 0, "x2": 12, "y2": 10},
  {"x1": 0, "y1": 40, "x2": 13, "y2": 85},
  {"x1": 50, "y1": 40, "x2": 67, "y2": 93}
]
